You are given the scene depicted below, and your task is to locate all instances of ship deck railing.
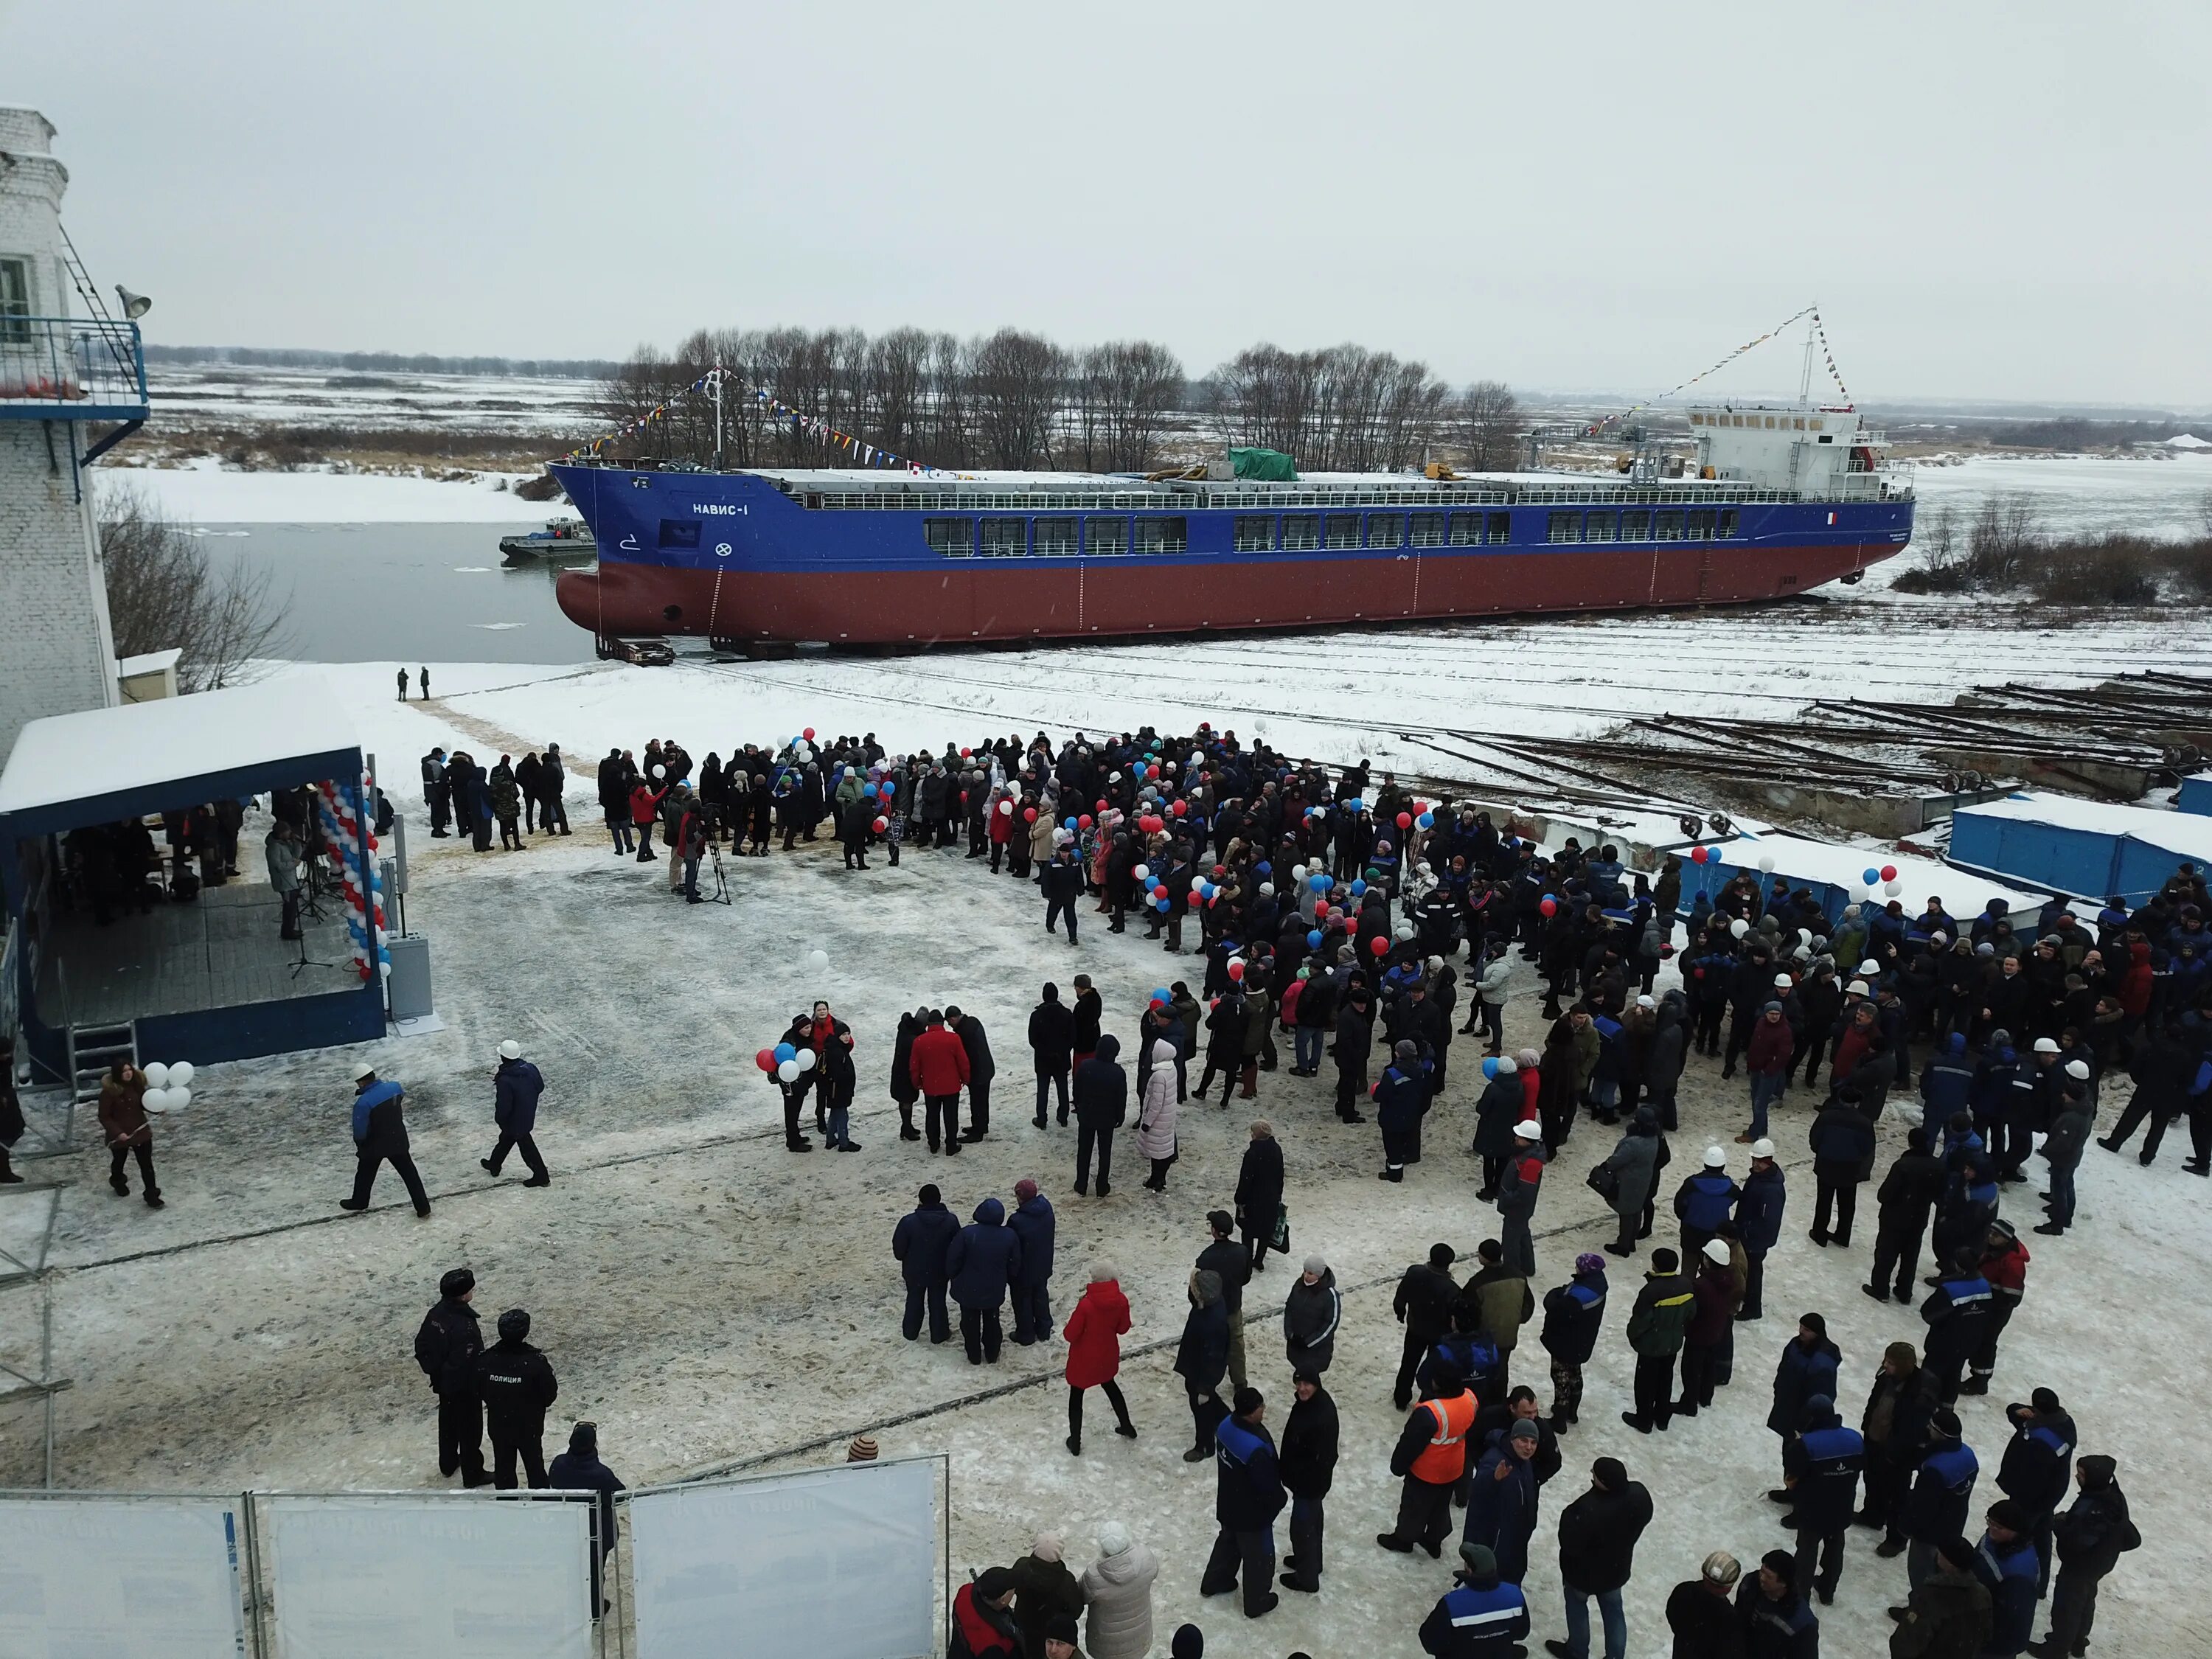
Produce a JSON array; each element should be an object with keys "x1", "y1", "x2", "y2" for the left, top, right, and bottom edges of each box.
[{"x1": 0, "y1": 316, "x2": 149, "y2": 425}]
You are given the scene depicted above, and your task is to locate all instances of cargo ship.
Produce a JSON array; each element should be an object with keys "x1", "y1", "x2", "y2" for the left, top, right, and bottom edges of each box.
[{"x1": 546, "y1": 403, "x2": 1911, "y2": 653}]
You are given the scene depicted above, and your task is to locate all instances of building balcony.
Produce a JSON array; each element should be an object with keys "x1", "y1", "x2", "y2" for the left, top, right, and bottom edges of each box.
[{"x1": 0, "y1": 316, "x2": 149, "y2": 424}]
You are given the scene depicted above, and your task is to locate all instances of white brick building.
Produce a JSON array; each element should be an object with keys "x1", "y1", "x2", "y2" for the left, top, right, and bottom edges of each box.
[{"x1": 0, "y1": 105, "x2": 131, "y2": 762}]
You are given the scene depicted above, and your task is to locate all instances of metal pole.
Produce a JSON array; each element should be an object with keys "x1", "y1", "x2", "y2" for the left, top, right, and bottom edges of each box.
[
  {"x1": 41, "y1": 1293, "x2": 55, "y2": 1489},
  {"x1": 712, "y1": 372, "x2": 725, "y2": 473}
]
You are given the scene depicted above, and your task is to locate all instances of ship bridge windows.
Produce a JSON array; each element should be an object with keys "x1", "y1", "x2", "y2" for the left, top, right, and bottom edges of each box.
[
  {"x1": 1619, "y1": 509, "x2": 1651, "y2": 540},
  {"x1": 1085, "y1": 515, "x2": 1129, "y2": 556},
  {"x1": 1408, "y1": 512, "x2": 1444, "y2": 547},
  {"x1": 1585, "y1": 511, "x2": 1616, "y2": 543},
  {"x1": 1324, "y1": 513, "x2": 1361, "y2": 549},
  {"x1": 1686, "y1": 509, "x2": 1717, "y2": 540},
  {"x1": 1653, "y1": 510, "x2": 1683, "y2": 541},
  {"x1": 1134, "y1": 516, "x2": 1188, "y2": 554},
  {"x1": 1035, "y1": 516, "x2": 1079, "y2": 556},
  {"x1": 979, "y1": 518, "x2": 1028, "y2": 557},
  {"x1": 925, "y1": 517, "x2": 973, "y2": 557},
  {"x1": 1366, "y1": 515, "x2": 1403, "y2": 549},
  {"x1": 1281, "y1": 514, "x2": 1320, "y2": 551},
  {"x1": 1234, "y1": 515, "x2": 1276, "y2": 553},
  {"x1": 1546, "y1": 511, "x2": 1583, "y2": 543},
  {"x1": 658, "y1": 519, "x2": 702, "y2": 549}
]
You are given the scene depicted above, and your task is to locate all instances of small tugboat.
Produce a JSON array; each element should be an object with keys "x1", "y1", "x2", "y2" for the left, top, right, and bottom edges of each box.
[{"x1": 498, "y1": 516, "x2": 597, "y2": 564}]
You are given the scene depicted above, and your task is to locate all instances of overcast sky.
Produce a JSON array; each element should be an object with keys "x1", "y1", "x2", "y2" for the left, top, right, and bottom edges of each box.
[{"x1": 7, "y1": 1, "x2": 2208, "y2": 406}]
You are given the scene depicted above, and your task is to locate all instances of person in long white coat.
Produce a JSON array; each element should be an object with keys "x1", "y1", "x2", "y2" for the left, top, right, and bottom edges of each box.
[
  {"x1": 1136, "y1": 1038, "x2": 1180, "y2": 1192},
  {"x1": 1079, "y1": 1522, "x2": 1160, "y2": 1659}
]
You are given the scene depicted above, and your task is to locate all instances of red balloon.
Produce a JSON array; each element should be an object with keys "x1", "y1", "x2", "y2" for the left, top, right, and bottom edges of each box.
[
  {"x1": 1540, "y1": 898, "x2": 1557, "y2": 917},
  {"x1": 1096, "y1": 799, "x2": 1108, "y2": 812},
  {"x1": 1152, "y1": 884, "x2": 1168, "y2": 900},
  {"x1": 1397, "y1": 812, "x2": 1413, "y2": 829},
  {"x1": 1150, "y1": 995, "x2": 1166, "y2": 1009},
  {"x1": 1170, "y1": 800, "x2": 1186, "y2": 816},
  {"x1": 755, "y1": 1048, "x2": 776, "y2": 1071},
  {"x1": 1023, "y1": 807, "x2": 1038, "y2": 822},
  {"x1": 873, "y1": 815, "x2": 888, "y2": 832},
  {"x1": 1146, "y1": 765, "x2": 1160, "y2": 779},
  {"x1": 960, "y1": 747, "x2": 972, "y2": 757},
  {"x1": 358, "y1": 963, "x2": 373, "y2": 981},
  {"x1": 1369, "y1": 936, "x2": 1390, "y2": 956},
  {"x1": 802, "y1": 727, "x2": 815, "y2": 741},
  {"x1": 1879, "y1": 864, "x2": 1898, "y2": 882},
  {"x1": 1078, "y1": 814, "x2": 1093, "y2": 830},
  {"x1": 1690, "y1": 846, "x2": 1710, "y2": 864},
  {"x1": 1227, "y1": 959, "x2": 1246, "y2": 981}
]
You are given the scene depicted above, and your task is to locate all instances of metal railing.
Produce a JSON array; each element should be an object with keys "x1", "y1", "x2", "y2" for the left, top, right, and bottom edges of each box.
[{"x1": 0, "y1": 315, "x2": 149, "y2": 421}]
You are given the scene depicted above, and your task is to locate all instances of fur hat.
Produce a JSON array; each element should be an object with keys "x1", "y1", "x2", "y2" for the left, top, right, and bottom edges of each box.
[{"x1": 439, "y1": 1268, "x2": 474, "y2": 1298}]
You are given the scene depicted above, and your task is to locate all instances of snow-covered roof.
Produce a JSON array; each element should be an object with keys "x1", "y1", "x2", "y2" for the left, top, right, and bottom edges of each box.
[
  {"x1": 1955, "y1": 791, "x2": 2212, "y2": 863},
  {"x1": 116, "y1": 647, "x2": 183, "y2": 677},
  {"x1": 0, "y1": 675, "x2": 361, "y2": 832},
  {"x1": 2164, "y1": 433, "x2": 2209, "y2": 449},
  {"x1": 1713, "y1": 831, "x2": 2048, "y2": 916}
]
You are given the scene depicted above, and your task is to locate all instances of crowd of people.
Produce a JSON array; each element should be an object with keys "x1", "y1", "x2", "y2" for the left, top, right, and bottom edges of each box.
[{"x1": 428, "y1": 714, "x2": 2189, "y2": 1659}]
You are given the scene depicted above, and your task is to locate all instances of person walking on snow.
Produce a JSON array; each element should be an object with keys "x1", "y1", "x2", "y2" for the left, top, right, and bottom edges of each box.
[
  {"x1": 482, "y1": 1040, "x2": 549, "y2": 1186},
  {"x1": 341, "y1": 1063, "x2": 430, "y2": 1217},
  {"x1": 1063, "y1": 1265, "x2": 1138, "y2": 1454}
]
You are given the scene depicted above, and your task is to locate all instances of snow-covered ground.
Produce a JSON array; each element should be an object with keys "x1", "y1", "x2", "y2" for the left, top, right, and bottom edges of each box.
[
  {"x1": 144, "y1": 364, "x2": 603, "y2": 437},
  {"x1": 5, "y1": 664, "x2": 2199, "y2": 1659},
  {"x1": 96, "y1": 456, "x2": 545, "y2": 524}
]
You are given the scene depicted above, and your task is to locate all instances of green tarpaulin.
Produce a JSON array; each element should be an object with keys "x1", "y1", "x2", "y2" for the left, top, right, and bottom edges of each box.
[{"x1": 1230, "y1": 447, "x2": 1298, "y2": 481}]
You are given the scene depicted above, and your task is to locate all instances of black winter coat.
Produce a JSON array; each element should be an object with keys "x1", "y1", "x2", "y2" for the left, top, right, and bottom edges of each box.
[
  {"x1": 1278, "y1": 1385, "x2": 1340, "y2": 1498},
  {"x1": 1234, "y1": 1137, "x2": 1284, "y2": 1232},
  {"x1": 1394, "y1": 1262, "x2": 1460, "y2": 1342},
  {"x1": 1029, "y1": 998, "x2": 1076, "y2": 1071},
  {"x1": 1071, "y1": 1035, "x2": 1127, "y2": 1129},
  {"x1": 893, "y1": 1200, "x2": 960, "y2": 1285},
  {"x1": 1556, "y1": 1478, "x2": 1655, "y2": 1594},
  {"x1": 414, "y1": 1296, "x2": 483, "y2": 1397},
  {"x1": 473, "y1": 1336, "x2": 558, "y2": 1430}
]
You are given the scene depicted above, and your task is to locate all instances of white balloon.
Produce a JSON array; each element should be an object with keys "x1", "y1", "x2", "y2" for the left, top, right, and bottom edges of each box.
[
  {"x1": 777, "y1": 1058, "x2": 800, "y2": 1082},
  {"x1": 1756, "y1": 855, "x2": 1776, "y2": 874},
  {"x1": 1731, "y1": 918, "x2": 1750, "y2": 938},
  {"x1": 143, "y1": 1088, "x2": 170, "y2": 1113},
  {"x1": 806, "y1": 948, "x2": 830, "y2": 971},
  {"x1": 168, "y1": 1086, "x2": 191, "y2": 1113},
  {"x1": 1133, "y1": 863, "x2": 1151, "y2": 883},
  {"x1": 1883, "y1": 880, "x2": 1904, "y2": 897},
  {"x1": 142, "y1": 1061, "x2": 170, "y2": 1088},
  {"x1": 796, "y1": 1048, "x2": 817, "y2": 1071},
  {"x1": 170, "y1": 1061, "x2": 195, "y2": 1088},
  {"x1": 1292, "y1": 865, "x2": 1309, "y2": 881},
  {"x1": 998, "y1": 799, "x2": 1014, "y2": 814},
  {"x1": 1850, "y1": 883, "x2": 1871, "y2": 902}
]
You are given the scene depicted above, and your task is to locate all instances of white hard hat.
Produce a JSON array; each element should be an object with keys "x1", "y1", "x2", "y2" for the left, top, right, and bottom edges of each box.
[
  {"x1": 352, "y1": 1062, "x2": 377, "y2": 1082},
  {"x1": 1703, "y1": 1237, "x2": 1732, "y2": 1264},
  {"x1": 498, "y1": 1040, "x2": 522, "y2": 1060},
  {"x1": 2033, "y1": 1037, "x2": 2059, "y2": 1054},
  {"x1": 1514, "y1": 1119, "x2": 1542, "y2": 1139},
  {"x1": 1703, "y1": 1145, "x2": 1726, "y2": 1168},
  {"x1": 1750, "y1": 1137, "x2": 1777, "y2": 1159},
  {"x1": 1773, "y1": 973, "x2": 1792, "y2": 988},
  {"x1": 2063, "y1": 1059, "x2": 2090, "y2": 1079}
]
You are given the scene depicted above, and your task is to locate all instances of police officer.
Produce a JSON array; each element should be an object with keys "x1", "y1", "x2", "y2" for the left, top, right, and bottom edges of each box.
[
  {"x1": 1417, "y1": 1542, "x2": 1529, "y2": 1657},
  {"x1": 473, "y1": 1307, "x2": 559, "y2": 1489},
  {"x1": 412, "y1": 1268, "x2": 488, "y2": 1486},
  {"x1": 1199, "y1": 1387, "x2": 1284, "y2": 1619}
]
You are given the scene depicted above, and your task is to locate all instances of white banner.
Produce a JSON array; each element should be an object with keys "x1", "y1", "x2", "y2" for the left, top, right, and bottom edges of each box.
[
  {"x1": 0, "y1": 1496, "x2": 245, "y2": 1659},
  {"x1": 267, "y1": 1496, "x2": 591, "y2": 1659},
  {"x1": 630, "y1": 1461, "x2": 937, "y2": 1659}
]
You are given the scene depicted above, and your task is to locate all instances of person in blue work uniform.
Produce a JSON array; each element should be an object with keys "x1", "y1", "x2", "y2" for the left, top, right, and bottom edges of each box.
[
  {"x1": 1782, "y1": 1395, "x2": 1863, "y2": 1606},
  {"x1": 1973, "y1": 1500, "x2": 2042, "y2": 1659},
  {"x1": 482, "y1": 1039, "x2": 550, "y2": 1186},
  {"x1": 1417, "y1": 1542, "x2": 1529, "y2": 1658},
  {"x1": 1199, "y1": 1387, "x2": 1284, "y2": 1620},
  {"x1": 341, "y1": 1063, "x2": 431, "y2": 1216},
  {"x1": 1735, "y1": 1548, "x2": 1818, "y2": 1657}
]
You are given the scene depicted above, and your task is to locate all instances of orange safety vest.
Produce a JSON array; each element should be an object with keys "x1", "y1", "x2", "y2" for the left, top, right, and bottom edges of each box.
[{"x1": 1411, "y1": 1388, "x2": 1477, "y2": 1484}]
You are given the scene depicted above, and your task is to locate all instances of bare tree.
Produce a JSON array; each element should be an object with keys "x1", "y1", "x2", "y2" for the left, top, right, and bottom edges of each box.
[
  {"x1": 1458, "y1": 380, "x2": 1520, "y2": 472},
  {"x1": 972, "y1": 329, "x2": 1068, "y2": 470},
  {"x1": 1075, "y1": 341, "x2": 1184, "y2": 471},
  {"x1": 98, "y1": 481, "x2": 288, "y2": 691}
]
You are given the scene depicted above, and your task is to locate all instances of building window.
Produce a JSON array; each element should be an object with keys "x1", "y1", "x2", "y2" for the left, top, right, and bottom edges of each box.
[
  {"x1": 1408, "y1": 512, "x2": 1444, "y2": 546},
  {"x1": 926, "y1": 517, "x2": 973, "y2": 557},
  {"x1": 1034, "y1": 516, "x2": 1078, "y2": 555},
  {"x1": 1134, "y1": 515, "x2": 1187, "y2": 554},
  {"x1": 1654, "y1": 510, "x2": 1683, "y2": 541},
  {"x1": 1447, "y1": 512, "x2": 1484, "y2": 546},
  {"x1": 1366, "y1": 514, "x2": 1404, "y2": 549},
  {"x1": 978, "y1": 518, "x2": 1027, "y2": 557},
  {"x1": 1281, "y1": 514, "x2": 1320, "y2": 550},
  {"x1": 1324, "y1": 513, "x2": 1361, "y2": 549},
  {"x1": 1718, "y1": 509, "x2": 1739, "y2": 538},
  {"x1": 1234, "y1": 515, "x2": 1275, "y2": 552},
  {"x1": 1585, "y1": 511, "x2": 1616, "y2": 543},
  {"x1": 1686, "y1": 509, "x2": 1717, "y2": 540},
  {"x1": 1084, "y1": 515, "x2": 1127, "y2": 556},
  {"x1": 1620, "y1": 509, "x2": 1651, "y2": 540},
  {"x1": 1546, "y1": 511, "x2": 1582, "y2": 543},
  {"x1": 1486, "y1": 512, "x2": 1512, "y2": 544},
  {"x1": 658, "y1": 519, "x2": 701, "y2": 549},
  {"x1": 0, "y1": 257, "x2": 29, "y2": 346}
]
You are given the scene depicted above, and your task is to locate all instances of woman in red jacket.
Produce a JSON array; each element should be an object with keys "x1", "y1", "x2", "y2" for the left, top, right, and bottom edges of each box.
[
  {"x1": 1062, "y1": 1265, "x2": 1135, "y2": 1455},
  {"x1": 628, "y1": 781, "x2": 667, "y2": 862}
]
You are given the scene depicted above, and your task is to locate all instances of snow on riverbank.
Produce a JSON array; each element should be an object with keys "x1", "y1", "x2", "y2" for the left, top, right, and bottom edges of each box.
[{"x1": 94, "y1": 456, "x2": 543, "y2": 523}]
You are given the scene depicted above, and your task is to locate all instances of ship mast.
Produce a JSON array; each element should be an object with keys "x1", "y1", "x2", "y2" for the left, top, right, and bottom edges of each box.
[{"x1": 1798, "y1": 316, "x2": 1818, "y2": 405}]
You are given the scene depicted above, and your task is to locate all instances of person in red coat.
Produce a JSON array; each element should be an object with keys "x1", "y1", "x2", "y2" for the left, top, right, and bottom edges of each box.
[
  {"x1": 911, "y1": 1010, "x2": 973, "y2": 1155},
  {"x1": 1063, "y1": 1265, "x2": 1137, "y2": 1455},
  {"x1": 987, "y1": 787, "x2": 1018, "y2": 873}
]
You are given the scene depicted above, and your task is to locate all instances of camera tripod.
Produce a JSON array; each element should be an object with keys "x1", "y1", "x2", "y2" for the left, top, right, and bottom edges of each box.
[{"x1": 701, "y1": 839, "x2": 733, "y2": 906}]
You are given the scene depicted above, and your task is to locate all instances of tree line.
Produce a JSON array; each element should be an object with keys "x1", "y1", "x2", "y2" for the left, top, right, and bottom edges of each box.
[{"x1": 595, "y1": 326, "x2": 1522, "y2": 475}]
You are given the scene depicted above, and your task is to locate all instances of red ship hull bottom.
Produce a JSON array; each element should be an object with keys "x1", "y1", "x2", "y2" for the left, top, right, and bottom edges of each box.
[{"x1": 556, "y1": 543, "x2": 1899, "y2": 647}]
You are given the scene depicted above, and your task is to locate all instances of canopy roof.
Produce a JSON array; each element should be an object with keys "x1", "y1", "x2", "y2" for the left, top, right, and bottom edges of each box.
[{"x1": 0, "y1": 676, "x2": 361, "y2": 837}]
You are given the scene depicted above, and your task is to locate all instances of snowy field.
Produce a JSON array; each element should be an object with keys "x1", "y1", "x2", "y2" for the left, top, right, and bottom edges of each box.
[
  {"x1": 144, "y1": 363, "x2": 604, "y2": 437},
  {"x1": 5, "y1": 664, "x2": 2202, "y2": 1659},
  {"x1": 97, "y1": 455, "x2": 546, "y2": 523}
]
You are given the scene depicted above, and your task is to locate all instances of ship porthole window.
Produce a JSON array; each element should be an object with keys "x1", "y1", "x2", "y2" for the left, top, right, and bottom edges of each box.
[{"x1": 663, "y1": 605, "x2": 683, "y2": 622}]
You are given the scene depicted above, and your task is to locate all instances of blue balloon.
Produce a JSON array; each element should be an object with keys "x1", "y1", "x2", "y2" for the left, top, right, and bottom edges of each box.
[
  {"x1": 1308, "y1": 872, "x2": 1330, "y2": 894},
  {"x1": 1542, "y1": 892, "x2": 1556, "y2": 905},
  {"x1": 862, "y1": 783, "x2": 877, "y2": 797},
  {"x1": 1307, "y1": 928, "x2": 1324, "y2": 948},
  {"x1": 1155, "y1": 897, "x2": 1171, "y2": 912},
  {"x1": 1349, "y1": 797, "x2": 1364, "y2": 813},
  {"x1": 1417, "y1": 812, "x2": 1434, "y2": 829},
  {"x1": 773, "y1": 1043, "x2": 796, "y2": 1064},
  {"x1": 1064, "y1": 816, "x2": 1078, "y2": 831},
  {"x1": 1861, "y1": 867, "x2": 1881, "y2": 886},
  {"x1": 1481, "y1": 1057, "x2": 1500, "y2": 1080},
  {"x1": 1152, "y1": 987, "x2": 1172, "y2": 1004},
  {"x1": 1255, "y1": 862, "x2": 1271, "y2": 876},
  {"x1": 1351, "y1": 879, "x2": 1367, "y2": 897}
]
